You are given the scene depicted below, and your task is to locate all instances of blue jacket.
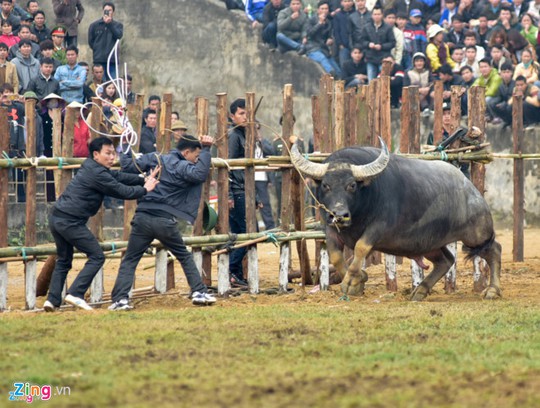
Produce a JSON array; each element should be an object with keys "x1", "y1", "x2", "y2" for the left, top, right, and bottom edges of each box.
[
  {"x1": 54, "y1": 63, "x2": 87, "y2": 103},
  {"x1": 121, "y1": 147, "x2": 211, "y2": 223},
  {"x1": 245, "y1": 0, "x2": 267, "y2": 22}
]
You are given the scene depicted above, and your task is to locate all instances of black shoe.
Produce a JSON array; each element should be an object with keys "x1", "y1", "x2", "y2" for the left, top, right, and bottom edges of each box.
[
  {"x1": 230, "y1": 275, "x2": 248, "y2": 287},
  {"x1": 297, "y1": 45, "x2": 306, "y2": 55}
]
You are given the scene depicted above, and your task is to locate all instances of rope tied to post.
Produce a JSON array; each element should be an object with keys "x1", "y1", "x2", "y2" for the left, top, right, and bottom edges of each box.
[
  {"x1": 110, "y1": 242, "x2": 116, "y2": 255},
  {"x1": 224, "y1": 233, "x2": 238, "y2": 252},
  {"x1": 264, "y1": 232, "x2": 279, "y2": 246},
  {"x1": 1, "y1": 151, "x2": 14, "y2": 167},
  {"x1": 57, "y1": 157, "x2": 64, "y2": 169},
  {"x1": 439, "y1": 151, "x2": 449, "y2": 162},
  {"x1": 20, "y1": 247, "x2": 28, "y2": 261}
]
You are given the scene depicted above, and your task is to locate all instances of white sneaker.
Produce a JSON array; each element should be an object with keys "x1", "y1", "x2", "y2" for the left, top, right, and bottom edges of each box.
[
  {"x1": 64, "y1": 294, "x2": 94, "y2": 311},
  {"x1": 43, "y1": 300, "x2": 56, "y2": 312},
  {"x1": 108, "y1": 299, "x2": 133, "y2": 311},
  {"x1": 191, "y1": 291, "x2": 216, "y2": 306}
]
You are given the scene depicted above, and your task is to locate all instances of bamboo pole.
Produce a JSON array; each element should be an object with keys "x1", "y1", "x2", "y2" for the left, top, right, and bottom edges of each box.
[
  {"x1": 216, "y1": 93, "x2": 230, "y2": 295},
  {"x1": 512, "y1": 94, "x2": 524, "y2": 262},
  {"x1": 0, "y1": 108, "x2": 8, "y2": 310}
]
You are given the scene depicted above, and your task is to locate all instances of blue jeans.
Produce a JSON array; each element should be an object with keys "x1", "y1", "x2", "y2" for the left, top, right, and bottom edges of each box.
[
  {"x1": 229, "y1": 192, "x2": 247, "y2": 279},
  {"x1": 367, "y1": 62, "x2": 382, "y2": 81},
  {"x1": 308, "y1": 50, "x2": 342, "y2": 78},
  {"x1": 338, "y1": 47, "x2": 351, "y2": 67},
  {"x1": 262, "y1": 22, "x2": 278, "y2": 47},
  {"x1": 276, "y1": 33, "x2": 301, "y2": 52}
]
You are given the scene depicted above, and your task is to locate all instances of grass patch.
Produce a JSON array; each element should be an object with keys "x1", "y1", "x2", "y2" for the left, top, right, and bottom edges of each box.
[{"x1": 1, "y1": 297, "x2": 540, "y2": 407}]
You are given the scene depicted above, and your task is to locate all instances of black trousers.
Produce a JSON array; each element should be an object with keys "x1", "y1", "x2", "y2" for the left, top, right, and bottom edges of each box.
[
  {"x1": 111, "y1": 212, "x2": 207, "y2": 302},
  {"x1": 47, "y1": 213, "x2": 105, "y2": 306},
  {"x1": 255, "y1": 181, "x2": 275, "y2": 230}
]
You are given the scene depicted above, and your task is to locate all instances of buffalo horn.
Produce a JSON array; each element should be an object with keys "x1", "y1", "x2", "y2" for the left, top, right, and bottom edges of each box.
[
  {"x1": 350, "y1": 137, "x2": 390, "y2": 181},
  {"x1": 290, "y1": 143, "x2": 328, "y2": 180}
]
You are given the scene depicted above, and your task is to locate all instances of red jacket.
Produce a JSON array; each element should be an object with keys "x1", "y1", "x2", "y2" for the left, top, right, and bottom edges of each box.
[{"x1": 73, "y1": 117, "x2": 90, "y2": 157}]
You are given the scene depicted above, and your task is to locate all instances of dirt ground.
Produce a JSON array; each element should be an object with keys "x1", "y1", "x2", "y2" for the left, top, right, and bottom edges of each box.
[{"x1": 2, "y1": 227, "x2": 540, "y2": 311}]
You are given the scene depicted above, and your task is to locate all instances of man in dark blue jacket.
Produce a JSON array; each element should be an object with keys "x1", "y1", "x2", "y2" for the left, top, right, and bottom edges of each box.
[
  {"x1": 44, "y1": 137, "x2": 159, "y2": 312},
  {"x1": 109, "y1": 134, "x2": 217, "y2": 310}
]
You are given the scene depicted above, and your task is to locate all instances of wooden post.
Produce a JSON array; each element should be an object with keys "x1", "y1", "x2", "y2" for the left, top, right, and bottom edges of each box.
[
  {"x1": 318, "y1": 74, "x2": 333, "y2": 153},
  {"x1": 512, "y1": 94, "x2": 524, "y2": 262},
  {"x1": 356, "y1": 85, "x2": 370, "y2": 145},
  {"x1": 279, "y1": 84, "x2": 294, "y2": 292},
  {"x1": 24, "y1": 99, "x2": 37, "y2": 309},
  {"x1": 311, "y1": 94, "x2": 324, "y2": 287},
  {"x1": 216, "y1": 93, "x2": 230, "y2": 295},
  {"x1": 193, "y1": 97, "x2": 212, "y2": 285},
  {"x1": 345, "y1": 89, "x2": 357, "y2": 146},
  {"x1": 50, "y1": 107, "x2": 62, "y2": 199},
  {"x1": 0, "y1": 108, "x2": 8, "y2": 310},
  {"x1": 379, "y1": 75, "x2": 392, "y2": 150},
  {"x1": 88, "y1": 98, "x2": 104, "y2": 301},
  {"x1": 468, "y1": 86, "x2": 489, "y2": 292},
  {"x1": 432, "y1": 80, "x2": 443, "y2": 145},
  {"x1": 368, "y1": 79, "x2": 379, "y2": 144},
  {"x1": 400, "y1": 87, "x2": 412, "y2": 152},
  {"x1": 311, "y1": 96, "x2": 321, "y2": 152},
  {"x1": 334, "y1": 80, "x2": 345, "y2": 150},
  {"x1": 59, "y1": 106, "x2": 76, "y2": 193},
  {"x1": 449, "y1": 85, "x2": 462, "y2": 134}
]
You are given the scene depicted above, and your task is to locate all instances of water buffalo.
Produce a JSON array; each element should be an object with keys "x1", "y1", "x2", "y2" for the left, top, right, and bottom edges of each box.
[{"x1": 291, "y1": 139, "x2": 501, "y2": 301}]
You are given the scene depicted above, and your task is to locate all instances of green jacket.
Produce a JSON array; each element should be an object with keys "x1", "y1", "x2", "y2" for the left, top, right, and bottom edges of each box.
[{"x1": 473, "y1": 68, "x2": 502, "y2": 97}]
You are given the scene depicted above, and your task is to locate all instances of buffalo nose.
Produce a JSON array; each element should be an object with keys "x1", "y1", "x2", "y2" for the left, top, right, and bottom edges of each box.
[{"x1": 328, "y1": 210, "x2": 351, "y2": 225}]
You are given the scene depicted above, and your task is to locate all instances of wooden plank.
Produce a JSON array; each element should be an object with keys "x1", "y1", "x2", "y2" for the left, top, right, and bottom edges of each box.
[
  {"x1": 400, "y1": 87, "x2": 412, "y2": 153},
  {"x1": 512, "y1": 94, "x2": 524, "y2": 262},
  {"x1": 432, "y1": 80, "x2": 443, "y2": 145},
  {"x1": 468, "y1": 86, "x2": 489, "y2": 292},
  {"x1": 0, "y1": 108, "x2": 8, "y2": 310},
  {"x1": 215, "y1": 93, "x2": 230, "y2": 295},
  {"x1": 245, "y1": 93, "x2": 259, "y2": 294},
  {"x1": 318, "y1": 74, "x2": 332, "y2": 153},
  {"x1": 345, "y1": 89, "x2": 357, "y2": 146},
  {"x1": 356, "y1": 85, "x2": 370, "y2": 145},
  {"x1": 334, "y1": 80, "x2": 345, "y2": 150},
  {"x1": 319, "y1": 243, "x2": 330, "y2": 291},
  {"x1": 24, "y1": 99, "x2": 37, "y2": 309},
  {"x1": 379, "y1": 75, "x2": 392, "y2": 150}
]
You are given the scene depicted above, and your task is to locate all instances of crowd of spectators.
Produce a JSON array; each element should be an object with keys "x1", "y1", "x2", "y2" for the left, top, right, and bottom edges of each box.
[{"x1": 223, "y1": 0, "x2": 540, "y2": 127}]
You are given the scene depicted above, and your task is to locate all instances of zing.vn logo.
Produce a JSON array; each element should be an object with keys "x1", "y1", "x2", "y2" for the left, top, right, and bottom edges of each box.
[{"x1": 8, "y1": 382, "x2": 71, "y2": 403}]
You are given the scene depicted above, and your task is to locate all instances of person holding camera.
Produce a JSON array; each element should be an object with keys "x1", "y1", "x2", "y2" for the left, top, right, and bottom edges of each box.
[{"x1": 88, "y1": 1, "x2": 123, "y2": 80}]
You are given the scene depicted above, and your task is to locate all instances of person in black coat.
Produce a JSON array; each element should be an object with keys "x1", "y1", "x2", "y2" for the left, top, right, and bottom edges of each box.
[
  {"x1": 262, "y1": 0, "x2": 286, "y2": 49},
  {"x1": 139, "y1": 109, "x2": 157, "y2": 154},
  {"x1": 342, "y1": 46, "x2": 368, "y2": 88},
  {"x1": 44, "y1": 137, "x2": 159, "y2": 312}
]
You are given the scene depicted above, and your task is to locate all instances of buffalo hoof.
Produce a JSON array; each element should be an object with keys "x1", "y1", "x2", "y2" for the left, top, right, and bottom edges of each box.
[
  {"x1": 410, "y1": 285, "x2": 429, "y2": 302},
  {"x1": 341, "y1": 280, "x2": 365, "y2": 297},
  {"x1": 482, "y1": 286, "x2": 502, "y2": 300}
]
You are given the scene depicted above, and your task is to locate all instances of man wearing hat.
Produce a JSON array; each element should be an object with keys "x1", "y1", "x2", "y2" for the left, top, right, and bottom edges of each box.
[
  {"x1": 52, "y1": 0, "x2": 84, "y2": 47},
  {"x1": 403, "y1": 8, "x2": 427, "y2": 70},
  {"x1": 426, "y1": 23, "x2": 456, "y2": 73},
  {"x1": 171, "y1": 119, "x2": 188, "y2": 145},
  {"x1": 50, "y1": 25, "x2": 67, "y2": 65},
  {"x1": 109, "y1": 134, "x2": 217, "y2": 310}
]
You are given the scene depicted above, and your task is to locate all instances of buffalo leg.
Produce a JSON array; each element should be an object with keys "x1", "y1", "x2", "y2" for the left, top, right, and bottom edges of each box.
[
  {"x1": 411, "y1": 246, "x2": 454, "y2": 301},
  {"x1": 480, "y1": 240, "x2": 502, "y2": 300},
  {"x1": 327, "y1": 233, "x2": 346, "y2": 279},
  {"x1": 341, "y1": 239, "x2": 372, "y2": 296}
]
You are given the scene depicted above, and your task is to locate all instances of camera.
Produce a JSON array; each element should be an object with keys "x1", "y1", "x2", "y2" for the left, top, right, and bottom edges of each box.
[{"x1": 104, "y1": 10, "x2": 111, "y2": 16}]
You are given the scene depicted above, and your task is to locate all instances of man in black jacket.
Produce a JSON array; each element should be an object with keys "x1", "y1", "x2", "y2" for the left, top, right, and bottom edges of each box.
[
  {"x1": 88, "y1": 2, "x2": 123, "y2": 80},
  {"x1": 110, "y1": 134, "x2": 217, "y2": 310},
  {"x1": 26, "y1": 58, "x2": 59, "y2": 100},
  {"x1": 140, "y1": 109, "x2": 157, "y2": 154},
  {"x1": 359, "y1": 5, "x2": 395, "y2": 81},
  {"x1": 43, "y1": 137, "x2": 159, "y2": 312},
  {"x1": 262, "y1": 0, "x2": 286, "y2": 50}
]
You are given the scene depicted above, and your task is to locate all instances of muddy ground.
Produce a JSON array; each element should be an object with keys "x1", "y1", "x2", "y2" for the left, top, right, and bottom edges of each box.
[{"x1": 3, "y1": 227, "x2": 540, "y2": 310}]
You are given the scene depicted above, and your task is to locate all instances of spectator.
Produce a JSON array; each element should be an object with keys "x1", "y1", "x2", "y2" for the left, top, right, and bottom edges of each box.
[
  {"x1": 527, "y1": 0, "x2": 540, "y2": 22},
  {"x1": 140, "y1": 109, "x2": 157, "y2": 154},
  {"x1": 461, "y1": 45, "x2": 480, "y2": 77},
  {"x1": 26, "y1": 0, "x2": 38, "y2": 16},
  {"x1": 510, "y1": 74, "x2": 540, "y2": 126},
  {"x1": 384, "y1": 8, "x2": 403, "y2": 65},
  {"x1": 359, "y1": 5, "x2": 395, "y2": 81},
  {"x1": 54, "y1": 44, "x2": 85, "y2": 103},
  {"x1": 142, "y1": 94, "x2": 160, "y2": 118},
  {"x1": 483, "y1": 0, "x2": 502, "y2": 28},
  {"x1": 26, "y1": 57, "x2": 59, "y2": 100},
  {"x1": 124, "y1": 74, "x2": 134, "y2": 104},
  {"x1": 489, "y1": 62, "x2": 515, "y2": 125},
  {"x1": 513, "y1": 0, "x2": 529, "y2": 21},
  {"x1": 426, "y1": 23, "x2": 456, "y2": 74},
  {"x1": 245, "y1": 0, "x2": 266, "y2": 28},
  {"x1": 52, "y1": 0, "x2": 84, "y2": 47},
  {"x1": 254, "y1": 122, "x2": 275, "y2": 230},
  {"x1": 110, "y1": 134, "x2": 216, "y2": 310},
  {"x1": 19, "y1": 11, "x2": 34, "y2": 30},
  {"x1": 332, "y1": 0, "x2": 354, "y2": 66},
  {"x1": 88, "y1": 2, "x2": 123, "y2": 80},
  {"x1": 1, "y1": 0, "x2": 21, "y2": 34},
  {"x1": 494, "y1": 5, "x2": 520, "y2": 33},
  {"x1": 520, "y1": 13, "x2": 538, "y2": 48},
  {"x1": 460, "y1": 65, "x2": 476, "y2": 87},
  {"x1": 38, "y1": 39, "x2": 60, "y2": 73},
  {"x1": 8, "y1": 25, "x2": 38, "y2": 60},
  {"x1": 50, "y1": 25, "x2": 66, "y2": 65},
  {"x1": 463, "y1": 30, "x2": 485, "y2": 60},
  {"x1": 30, "y1": 9, "x2": 50, "y2": 43},
  {"x1": 474, "y1": 14, "x2": 492, "y2": 51},
  {"x1": 439, "y1": 0, "x2": 458, "y2": 29},
  {"x1": 507, "y1": 29, "x2": 530, "y2": 62},
  {"x1": 0, "y1": 19, "x2": 19, "y2": 48},
  {"x1": 490, "y1": 44, "x2": 508, "y2": 71},
  {"x1": 276, "y1": 0, "x2": 308, "y2": 53},
  {"x1": 342, "y1": 46, "x2": 367, "y2": 88},
  {"x1": 171, "y1": 119, "x2": 188, "y2": 145},
  {"x1": 228, "y1": 98, "x2": 249, "y2": 287},
  {"x1": 404, "y1": 52, "x2": 433, "y2": 111},
  {"x1": 439, "y1": 63, "x2": 463, "y2": 101},
  {"x1": 451, "y1": 47, "x2": 464, "y2": 71},
  {"x1": 262, "y1": 0, "x2": 285, "y2": 50},
  {"x1": 86, "y1": 63, "x2": 104, "y2": 97},
  {"x1": 488, "y1": 28, "x2": 512, "y2": 60},
  {"x1": 0, "y1": 41, "x2": 19, "y2": 91},
  {"x1": 12, "y1": 38, "x2": 39, "y2": 91},
  {"x1": 349, "y1": 0, "x2": 370, "y2": 49},
  {"x1": 305, "y1": 1, "x2": 342, "y2": 77},
  {"x1": 381, "y1": 55, "x2": 404, "y2": 108},
  {"x1": 42, "y1": 136, "x2": 159, "y2": 312},
  {"x1": 70, "y1": 100, "x2": 90, "y2": 157},
  {"x1": 402, "y1": 8, "x2": 427, "y2": 70},
  {"x1": 456, "y1": 0, "x2": 481, "y2": 22},
  {"x1": 444, "y1": 14, "x2": 466, "y2": 50},
  {"x1": 171, "y1": 111, "x2": 179, "y2": 122},
  {"x1": 395, "y1": 11, "x2": 408, "y2": 31},
  {"x1": 513, "y1": 47, "x2": 540, "y2": 84},
  {"x1": 474, "y1": 58, "x2": 503, "y2": 121}
]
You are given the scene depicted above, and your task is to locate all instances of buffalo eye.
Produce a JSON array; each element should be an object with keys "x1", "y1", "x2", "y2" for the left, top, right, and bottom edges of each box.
[
  {"x1": 321, "y1": 182, "x2": 330, "y2": 193},
  {"x1": 346, "y1": 181, "x2": 357, "y2": 193}
]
